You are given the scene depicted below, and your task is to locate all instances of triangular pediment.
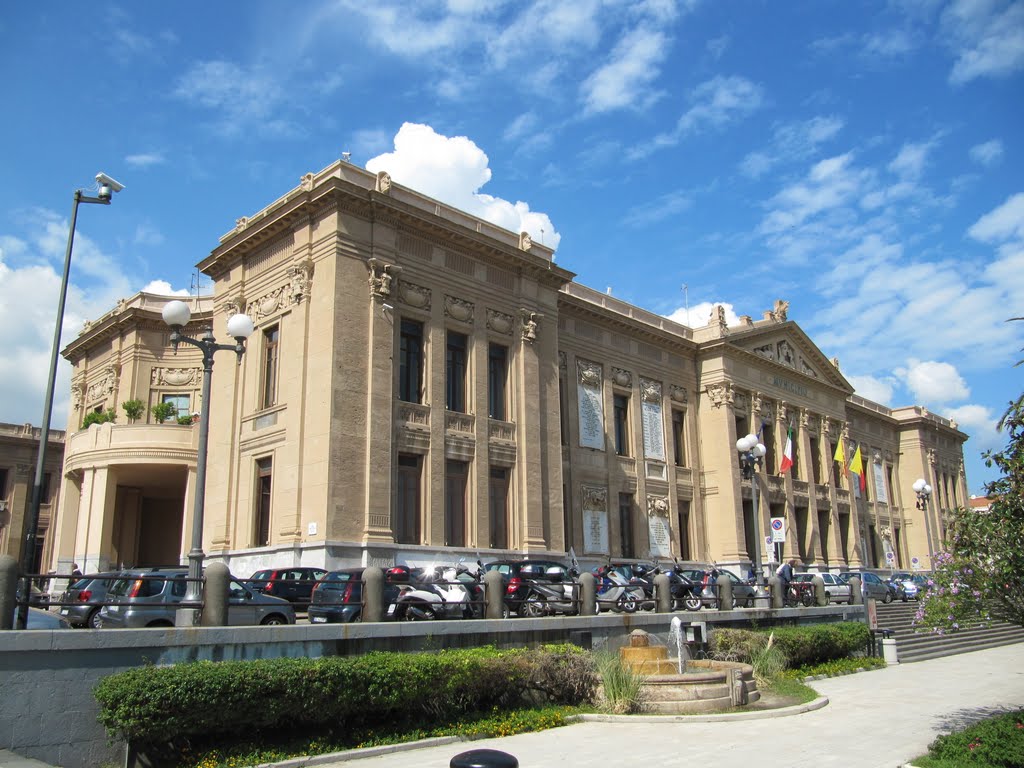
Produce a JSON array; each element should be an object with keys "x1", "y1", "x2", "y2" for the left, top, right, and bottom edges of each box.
[{"x1": 728, "y1": 322, "x2": 852, "y2": 393}]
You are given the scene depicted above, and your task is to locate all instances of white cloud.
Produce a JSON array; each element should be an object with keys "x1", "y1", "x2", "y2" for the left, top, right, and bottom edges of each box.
[
  {"x1": 125, "y1": 153, "x2": 165, "y2": 168},
  {"x1": 846, "y1": 374, "x2": 896, "y2": 405},
  {"x1": 665, "y1": 301, "x2": 742, "y2": 329},
  {"x1": 968, "y1": 192, "x2": 1024, "y2": 243},
  {"x1": 740, "y1": 115, "x2": 844, "y2": 179},
  {"x1": 623, "y1": 190, "x2": 691, "y2": 227},
  {"x1": 969, "y1": 139, "x2": 1004, "y2": 166},
  {"x1": 942, "y1": 0, "x2": 1024, "y2": 84},
  {"x1": 897, "y1": 359, "x2": 970, "y2": 403},
  {"x1": 944, "y1": 403, "x2": 1003, "y2": 456},
  {"x1": 366, "y1": 123, "x2": 561, "y2": 249},
  {"x1": 581, "y1": 26, "x2": 668, "y2": 114},
  {"x1": 760, "y1": 153, "x2": 868, "y2": 235},
  {"x1": 140, "y1": 280, "x2": 190, "y2": 296},
  {"x1": 503, "y1": 112, "x2": 538, "y2": 142},
  {"x1": 134, "y1": 224, "x2": 165, "y2": 247},
  {"x1": 888, "y1": 141, "x2": 933, "y2": 179},
  {"x1": 862, "y1": 28, "x2": 916, "y2": 58}
]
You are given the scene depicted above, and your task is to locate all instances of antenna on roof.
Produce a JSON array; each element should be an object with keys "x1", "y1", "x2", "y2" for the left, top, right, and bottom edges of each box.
[{"x1": 341, "y1": 152, "x2": 352, "y2": 163}]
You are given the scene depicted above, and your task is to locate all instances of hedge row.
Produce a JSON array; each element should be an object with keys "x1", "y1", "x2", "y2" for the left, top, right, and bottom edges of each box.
[
  {"x1": 710, "y1": 621, "x2": 870, "y2": 667},
  {"x1": 94, "y1": 645, "x2": 596, "y2": 748}
]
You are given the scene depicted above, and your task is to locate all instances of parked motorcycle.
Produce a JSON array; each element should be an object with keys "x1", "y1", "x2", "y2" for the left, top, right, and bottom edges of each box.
[
  {"x1": 594, "y1": 564, "x2": 644, "y2": 613},
  {"x1": 519, "y1": 566, "x2": 581, "y2": 617},
  {"x1": 389, "y1": 561, "x2": 482, "y2": 621},
  {"x1": 667, "y1": 561, "x2": 704, "y2": 612}
]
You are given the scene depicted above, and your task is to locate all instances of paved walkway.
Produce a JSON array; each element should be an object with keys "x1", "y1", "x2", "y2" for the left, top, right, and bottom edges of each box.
[{"x1": 301, "y1": 643, "x2": 1024, "y2": 768}]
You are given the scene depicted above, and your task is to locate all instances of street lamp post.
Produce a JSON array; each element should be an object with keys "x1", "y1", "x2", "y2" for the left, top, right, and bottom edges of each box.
[
  {"x1": 736, "y1": 433, "x2": 768, "y2": 587},
  {"x1": 162, "y1": 300, "x2": 254, "y2": 626},
  {"x1": 913, "y1": 477, "x2": 934, "y2": 563},
  {"x1": 16, "y1": 174, "x2": 124, "y2": 630}
]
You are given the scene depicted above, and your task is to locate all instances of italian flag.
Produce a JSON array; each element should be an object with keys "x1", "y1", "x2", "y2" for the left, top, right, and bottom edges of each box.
[{"x1": 779, "y1": 429, "x2": 794, "y2": 474}]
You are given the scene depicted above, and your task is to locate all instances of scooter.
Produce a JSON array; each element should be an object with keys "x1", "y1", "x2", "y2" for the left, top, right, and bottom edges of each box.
[
  {"x1": 668, "y1": 561, "x2": 704, "y2": 612},
  {"x1": 390, "y1": 561, "x2": 480, "y2": 621},
  {"x1": 594, "y1": 564, "x2": 643, "y2": 613},
  {"x1": 518, "y1": 566, "x2": 580, "y2": 617}
]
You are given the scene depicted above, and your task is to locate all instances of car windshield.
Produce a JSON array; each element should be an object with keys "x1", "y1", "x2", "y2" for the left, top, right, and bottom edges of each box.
[
  {"x1": 324, "y1": 571, "x2": 358, "y2": 583},
  {"x1": 250, "y1": 570, "x2": 273, "y2": 582}
]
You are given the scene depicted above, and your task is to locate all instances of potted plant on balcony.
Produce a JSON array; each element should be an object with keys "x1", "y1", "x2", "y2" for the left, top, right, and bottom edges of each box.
[
  {"x1": 81, "y1": 409, "x2": 116, "y2": 429},
  {"x1": 150, "y1": 402, "x2": 177, "y2": 424},
  {"x1": 122, "y1": 399, "x2": 145, "y2": 423}
]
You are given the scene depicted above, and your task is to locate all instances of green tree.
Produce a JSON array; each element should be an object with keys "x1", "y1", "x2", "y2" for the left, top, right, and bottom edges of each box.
[
  {"x1": 150, "y1": 401, "x2": 177, "y2": 423},
  {"x1": 122, "y1": 399, "x2": 145, "y2": 422},
  {"x1": 81, "y1": 409, "x2": 116, "y2": 429},
  {"x1": 916, "y1": 388, "x2": 1024, "y2": 632}
]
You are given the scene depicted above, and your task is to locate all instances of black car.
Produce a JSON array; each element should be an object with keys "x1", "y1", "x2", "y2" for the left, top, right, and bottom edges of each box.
[
  {"x1": 307, "y1": 567, "x2": 410, "y2": 624},
  {"x1": 245, "y1": 567, "x2": 327, "y2": 608},
  {"x1": 483, "y1": 559, "x2": 574, "y2": 618}
]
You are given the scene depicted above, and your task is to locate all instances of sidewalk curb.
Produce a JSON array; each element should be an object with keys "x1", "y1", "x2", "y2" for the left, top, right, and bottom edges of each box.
[
  {"x1": 253, "y1": 737, "x2": 463, "y2": 767},
  {"x1": 574, "y1": 695, "x2": 830, "y2": 723}
]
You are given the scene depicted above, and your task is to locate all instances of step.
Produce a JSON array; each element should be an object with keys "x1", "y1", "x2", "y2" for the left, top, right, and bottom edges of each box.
[{"x1": 898, "y1": 634, "x2": 1024, "y2": 663}]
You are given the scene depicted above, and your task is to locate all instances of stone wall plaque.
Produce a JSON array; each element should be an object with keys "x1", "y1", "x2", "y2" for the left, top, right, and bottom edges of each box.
[
  {"x1": 577, "y1": 361, "x2": 604, "y2": 451},
  {"x1": 641, "y1": 400, "x2": 664, "y2": 460}
]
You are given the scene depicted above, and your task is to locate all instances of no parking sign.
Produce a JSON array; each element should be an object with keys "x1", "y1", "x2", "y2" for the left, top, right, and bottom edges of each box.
[{"x1": 770, "y1": 517, "x2": 786, "y2": 543}]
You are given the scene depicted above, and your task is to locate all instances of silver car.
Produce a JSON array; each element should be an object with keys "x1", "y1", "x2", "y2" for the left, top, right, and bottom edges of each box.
[
  {"x1": 11, "y1": 607, "x2": 71, "y2": 629},
  {"x1": 98, "y1": 567, "x2": 296, "y2": 628},
  {"x1": 838, "y1": 571, "x2": 893, "y2": 603},
  {"x1": 792, "y1": 572, "x2": 852, "y2": 604}
]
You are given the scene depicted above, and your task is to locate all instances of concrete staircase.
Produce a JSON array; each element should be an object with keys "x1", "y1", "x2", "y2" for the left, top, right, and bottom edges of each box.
[{"x1": 875, "y1": 601, "x2": 1024, "y2": 663}]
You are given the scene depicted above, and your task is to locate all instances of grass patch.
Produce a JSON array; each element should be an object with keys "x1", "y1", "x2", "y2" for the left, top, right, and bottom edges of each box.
[
  {"x1": 763, "y1": 675, "x2": 818, "y2": 704},
  {"x1": 179, "y1": 705, "x2": 582, "y2": 768}
]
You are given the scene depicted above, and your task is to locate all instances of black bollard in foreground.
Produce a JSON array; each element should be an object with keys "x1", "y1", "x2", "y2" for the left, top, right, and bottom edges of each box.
[{"x1": 450, "y1": 748, "x2": 519, "y2": 768}]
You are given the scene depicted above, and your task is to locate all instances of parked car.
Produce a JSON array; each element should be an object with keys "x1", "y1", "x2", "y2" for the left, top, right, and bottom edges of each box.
[
  {"x1": 483, "y1": 559, "x2": 574, "y2": 618},
  {"x1": 57, "y1": 571, "x2": 120, "y2": 628},
  {"x1": 900, "y1": 573, "x2": 932, "y2": 601},
  {"x1": 15, "y1": 582, "x2": 50, "y2": 608},
  {"x1": 307, "y1": 567, "x2": 411, "y2": 623},
  {"x1": 676, "y1": 565, "x2": 757, "y2": 608},
  {"x1": 13, "y1": 607, "x2": 71, "y2": 630},
  {"x1": 838, "y1": 571, "x2": 893, "y2": 603},
  {"x1": 98, "y1": 567, "x2": 296, "y2": 628},
  {"x1": 792, "y1": 572, "x2": 852, "y2": 604},
  {"x1": 245, "y1": 567, "x2": 327, "y2": 608}
]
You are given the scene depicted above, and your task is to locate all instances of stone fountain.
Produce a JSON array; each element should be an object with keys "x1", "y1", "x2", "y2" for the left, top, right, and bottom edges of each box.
[{"x1": 617, "y1": 627, "x2": 760, "y2": 714}]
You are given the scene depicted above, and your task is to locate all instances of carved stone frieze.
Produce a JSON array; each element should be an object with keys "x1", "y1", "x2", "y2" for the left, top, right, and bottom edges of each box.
[
  {"x1": 640, "y1": 378, "x2": 661, "y2": 403},
  {"x1": 367, "y1": 258, "x2": 401, "y2": 302},
  {"x1": 71, "y1": 379, "x2": 84, "y2": 411},
  {"x1": 152, "y1": 367, "x2": 202, "y2": 387},
  {"x1": 800, "y1": 358, "x2": 818, "y2": 378},
  {"x1": 705, "y1": 382, "x2": 734, "y2": 409},
  {"x1": 444, "y1": 295, "x2": 475, "y2": 324},
  {"x1": 734, "y1": 391, "x2": 749, "y2": 413},
  {"x1": 521, "y1": 310, "x2": 541, "y2": 344},
  {"x1": 611, "y1": 367, "x2": 632, "y2": 388},
  {"x1": 224, "y1": 293, "x2": 245, "y2": 318},
  {"x1": 582, "y1": 484, "x2": 607, "y2": 511},
  {"x1": 246, "y1": 285, "x2": 288, "y2": 322},
  {"x1": 776, "y1": 340, "x2": 796, "y2": 367},
  {"x1": 288, "y1": 258, "x2": 314, "y2": 305},
  {"x1": 670, "y1": 385, "x2": 687, "y2": 404},
  {"x1": 577, "y1": 360, "x2": 602, "y2": 388},
  {"x1": 487, "y1": 309, "x2": 513, "y2": 335},
  {"x1": 753, "y1": 343, "x2": 774, "y2": 361},
  {"x1": 399, "y1": 281, "x2": 430, "y2": 310}
]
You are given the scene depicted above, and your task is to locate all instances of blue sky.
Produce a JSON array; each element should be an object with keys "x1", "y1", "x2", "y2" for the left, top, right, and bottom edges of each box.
[{"x1": 1, "y1": 1, "x2": 1022, "y2": 496}]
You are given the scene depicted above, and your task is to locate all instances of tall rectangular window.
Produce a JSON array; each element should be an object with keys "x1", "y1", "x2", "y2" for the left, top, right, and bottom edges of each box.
[
  {"x1": 613, "y1": 394, "x2": 630, "y2": 456},
  {"x1": 817, "y1": 509, "x2": 830, "y2": 564},
  {"x1": 261, "y1": 326, "x2": 279, "y2": 409},
  {"x1": 399, "y1": 320, "x2": 424, "y2": 403},
  {"x1": 487, "y1": 343, "x2": 507, "y2": 419},
  {"x1": 735, "y1": 414, "x2": 750, "y2": 471},
  {"x1": 677, "y1": 499, "x2": 691, "y2": 560},
  {"x1": 488, "y1": 467, "x2": 509, "y2": 549},
  {"x1": 618, "y1": 493, "x2": 635, "y2": 558},
  {"x1": 672, "y1": 409, "x2": 686, "y2": 466},
  {"x1": 809, "y1": 435, "x2": 821, "y2": 483},
  {"x1": 790, "y1": 430, "x2": 801, "y2": 480},
  {"x1": 558, "y1": 378, "x2": 568, "y2": 446},
  {"x1": 446, "y1": 331, "x2": 468, "y2": 412},
  {"x1": 395, "y1": 454, "x2": 421, "y2": 545},
  {"x1": 762, "y1": 422, "x2": 776, "y2": 474},
  {"x1": 831, "y1": 441, "x2": 844, "y2": 488},
  {"x1": 39, "y1": 472, "x2": 52, "y2": 504},
  {"x1": 161, "y1": 394, "x2": 190, "y2": 421},
  {"x1": 445, "y1": 460, "x2": 468, "y2": 547},
  {"x1": 255, "y1": 458, "x2": 272, "y2": 546}
]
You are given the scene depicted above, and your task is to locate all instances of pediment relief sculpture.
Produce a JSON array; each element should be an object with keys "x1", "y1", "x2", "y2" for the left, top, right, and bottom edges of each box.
[
  {"x1": 646, "y1": 494, "x2": 670, "y2": 517},
  {"x1": 445, "y1": 295, "x2": 475, "y2": 324},
  {"x1": 776, "y1": 340, "x2": 796, "y2": 367},
  {"x1": 577, "y1": 360, "x2": 602, "y2": 388},
  {"x1": 611, "y1": 367, "x2": 632, "y2": 388},
  {"x1": 670, "y1": 385, "x2": 687, "y2": 404},
  {"x1": 640, "y1": 378, "x2": 661, "y2": 403},
  {"x1": 705, "y1": 382, "x2": 734, "y2": 408},
  {"x1": 753, "y1": 343, "x2": 774, "y2": 361},
  {"x1": 487, "y1": 309, "x2": 513, "y2": 335},
  {"x1": 799, "y1": 357, "x2": 818, "y2": 378},
  {"x1": 152, "y1": 367, "x2": 201, "y2": 387},
  {"x1": 246, "y1": 286, "x2": 288, "y2": 322}
]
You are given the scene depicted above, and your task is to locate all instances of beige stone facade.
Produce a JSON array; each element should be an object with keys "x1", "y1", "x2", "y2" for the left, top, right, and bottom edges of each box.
[{"x1": 50, "y1": 160, "x2": 969, "y2": 579}]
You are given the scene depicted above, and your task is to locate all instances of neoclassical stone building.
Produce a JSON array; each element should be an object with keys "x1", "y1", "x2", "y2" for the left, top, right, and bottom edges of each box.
[{"x1": 51, "y1": 160, "x2": 968, "y2": 578}]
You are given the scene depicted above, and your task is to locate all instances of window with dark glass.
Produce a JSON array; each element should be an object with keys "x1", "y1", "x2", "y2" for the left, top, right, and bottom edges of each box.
[
  {"x1": 618, "y1": 493, "x2": 635, "y2": 558},
  {"x1": 446, "y1": 332, "x2": 468, "y2": 412},
  {"x1": 809, "y1": 435, "x2": 822, "y2": 483},
  {"x1": 762, "y1": 422, "x2": 776, "y2": 474},
  {"x1": 488, "y1": 343, "x2": 507, "y2": 419},
  {"x1": 161, "y1": 394, "x2": 190, "y2": 421},
  {"x1": 558, "y1": 378, "x2": 568, "y2": 446},
  {"x1": 39, "y1": 472, "x2": 52, "y2": 504},
  {"x1": 489, "y1": 467, "x2": 509, "y2": 549},
  {"x1": 445, "y1": 460, "x2": 468, "y2": 547},
  {"x1": 255, "y1": 457, "x2": 272, "y2": 546},
  {"x1": 677, "y1": 499, "x2": 691, "y2": 560},
  {"x1": 831, "y1": 440, "x2": 844, "y2": 488},
  {"x1": 614, "y1": 394, "x2": 630, "y2": 456},
  {"x1": 672, "y1": 409, "x2": 686, "y2": 466},
  {"x1": 399, "y1": 320, "x2": 424, "y2": 403},
  {"x1": 262, "y1": 326, "x2": 279, "y2": 409},
  {"x1": 395, "y1": 454, "x2": 421, "y2": 545},
  {"x1": 735, "y1": 414, "x2": 749, "y2": 470}
]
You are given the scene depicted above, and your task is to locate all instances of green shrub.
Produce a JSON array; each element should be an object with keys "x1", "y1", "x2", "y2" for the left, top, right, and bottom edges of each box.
[
  {"x1": 924, "y1": 708, "x2": 1024, "y2": 767},
  {"x1": 709, "y1": 622, "x2": 870, "y2": 668},
  {"x1": 122, "y1": 399, "x2": 145, "y2": 422},
  {"x1": 94, "y1": 645, "x2": 595, "y2": 750},
  {"x1": 150, "y1": 402, "x2": 177, "y2": 422},
  {"x1": 749, "y1": 633, "x2": 787, "y2": 686},
  {"x1": 593, "y1": 651, "x2": 645, "y2": 714},
  {"x1": 176, "y1": 414, "x2": 195, "y2": 425},
  {"x1": 81, "y1": 409, "x2": 116, "y2": 429}
]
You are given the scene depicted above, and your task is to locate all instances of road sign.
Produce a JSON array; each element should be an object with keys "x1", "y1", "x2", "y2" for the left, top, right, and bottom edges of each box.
[
  {"x1": 765, "y1": 535, "x2": 773, "y2": 549},
  {"x1": 770, "y1": 517, "x2": 786, "y2": 543},
  {"x1": 885, "y1": 551, "x2": 895, "y2": 561}
]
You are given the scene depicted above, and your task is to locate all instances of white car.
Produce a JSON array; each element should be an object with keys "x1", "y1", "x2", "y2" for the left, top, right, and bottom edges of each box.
[{"x1": 792, "y1": 572, "x2": 852, "y2": 604}]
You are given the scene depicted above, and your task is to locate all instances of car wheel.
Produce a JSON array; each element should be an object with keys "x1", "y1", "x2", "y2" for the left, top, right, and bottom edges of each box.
[
  {"x1": 522, "y1": 596, "x2": 547, "y2": 618},
  {"x1": 822, "y1": 592, "x2": 831, "y2": 605},
  {"x1": 501, "y1": 603, "x2": 512, "y2": 620},
  {"x1": 261, "y1": 614, "x2": 288, "y2": 626},
  {"x1": 87, "y1": 608, "x2": 102, "y2": 629},
  {"x1": 883, "y1": 591, "x2": 893, "y2": 604}
]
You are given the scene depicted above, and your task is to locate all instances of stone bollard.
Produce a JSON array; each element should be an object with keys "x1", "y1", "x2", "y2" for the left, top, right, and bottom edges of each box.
[
  {"x1": 0, "y1": 555, "x2": 17, "y2": 630},
  {"x1": 654, "y1": 572, "x2": 672, "y2": 613},
  {"x1": 716, "y1": 573, "x2": 733, "y2": 610},
  {"x1": 362, "y1": 566, "x2": 384, "y2": 623},
  {"x1": 484, "y1": 568, "x2": 505, "y2": 619},
  {"x1": 848, "y1": 576, "x2": 863, "y2": 605},
  {"x1": 578, "y1": 571, "x2": 596, "y2": 616},
  {"x1": 768, "y1": 575, "x2": 783, "y2": 609},
  {"x1": 812, "y1": 575, "x2": 827, "y2": 607},
  {"x1": 451, "y1": 748, "x2": 518, "y2": 768},
  {"x1": 201, "y1": 562, "x2": 230, "y2": 626}
]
